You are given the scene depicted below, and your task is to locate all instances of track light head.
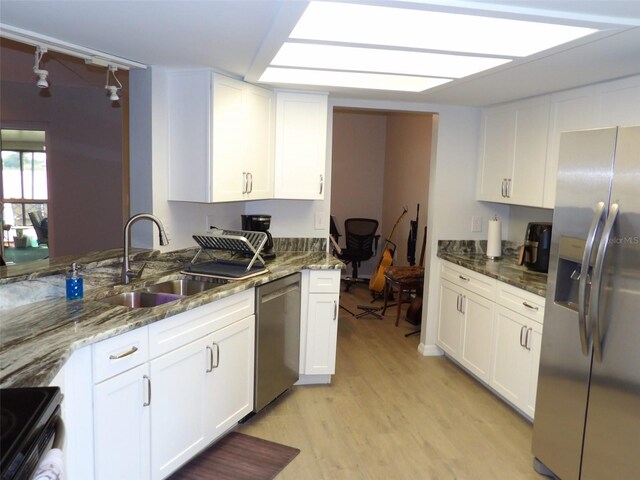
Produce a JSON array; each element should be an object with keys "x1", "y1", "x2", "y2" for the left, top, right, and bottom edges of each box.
[
  {"x1": 33, "y1": 46, "x2": 49, "y2": 89},
  {"x1": 106, "y1": 85, "x2": 120, "y2": 102}
]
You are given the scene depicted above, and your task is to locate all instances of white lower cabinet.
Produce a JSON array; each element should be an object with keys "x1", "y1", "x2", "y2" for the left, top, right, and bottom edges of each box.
[
  {"x1": 93, "y1": 363, "x2": 151, "y2": 480},
  {"x1": 299, "y1": 270, "x2": 341, "y2": 381},
  {"x1": 437, "y1": 261, "x2": 545, "y2": 419},
  {"x1": 490, "y1": 306, "x2": 542, "y2": 419},
  {"x1": 90, "y1": 290, "x2": 255, "y2": 480}
]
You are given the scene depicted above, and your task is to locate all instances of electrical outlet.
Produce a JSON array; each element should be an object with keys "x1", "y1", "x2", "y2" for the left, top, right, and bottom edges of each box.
[
  {"x1": 471, "y1": 215, "x2": 483, "y2": 232},
  {"x1": 314, "y1": 212, "x2": 325, "y2": 230}
]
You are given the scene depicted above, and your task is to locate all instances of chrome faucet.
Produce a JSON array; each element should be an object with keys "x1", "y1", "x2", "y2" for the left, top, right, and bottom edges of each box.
[{"x1": 122, "y1": 213, "x2": 169, "y2": 284}]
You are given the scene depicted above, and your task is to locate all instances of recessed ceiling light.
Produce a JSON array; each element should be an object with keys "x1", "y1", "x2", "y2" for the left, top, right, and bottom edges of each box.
[
  {"x1": 259, "y1": 67, "x2": 452, "y2": 92},
  {"x1": 272, "y1": 42, "x2": 512, "y2": 78},
  {"x1": 291, "y1": 2, "x2": 599, "y2": 57}
]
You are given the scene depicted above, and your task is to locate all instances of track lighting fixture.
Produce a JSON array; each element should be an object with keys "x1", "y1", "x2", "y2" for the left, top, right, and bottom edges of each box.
[
  {"x1": 33, "y1": 46, "x2": 49, "y2": 89},
  {"x1": 105, "y1": 65, "x2": 122, "y2": 102}
]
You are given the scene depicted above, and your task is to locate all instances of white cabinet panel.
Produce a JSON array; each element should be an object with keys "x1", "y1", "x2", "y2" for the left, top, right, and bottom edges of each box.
[
  {"x1": 274, "y1": 92, "x2": 328, "y2": 199},
  {"x1": 205, "y1": 315, "x2": 255, "y2": 439},
  {"x1": 437, "y1": 279, "x2": 464, "y2": 357},
  {"x1": 460, "y1": 290, "x2": 495, "y2": 383},
  {"x1": 596, "y1": 76, "x2": 640, "y2": 128},
  {"x1": 477, "y1": 107, "x2": 515, "y2": 203},
  {"x1": 93, "y1": 363, "x2": 151, "y2": 480},
  {"x1": 150, "y1": 335, "x2": 211, "y2": 480},
  {"x1": 305, "y1": 292, "x2": 339, "y2": 375}
]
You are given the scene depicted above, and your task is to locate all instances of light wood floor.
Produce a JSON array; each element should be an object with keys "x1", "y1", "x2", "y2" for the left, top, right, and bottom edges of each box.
[{"x1": 237, "y1": 283, "x2": 541, "y2": 479}]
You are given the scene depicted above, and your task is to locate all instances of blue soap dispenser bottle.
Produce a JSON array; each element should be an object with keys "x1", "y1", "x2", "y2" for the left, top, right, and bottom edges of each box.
[{"x1": 66, "y1": 262, "x2": 84, "y2": 300}]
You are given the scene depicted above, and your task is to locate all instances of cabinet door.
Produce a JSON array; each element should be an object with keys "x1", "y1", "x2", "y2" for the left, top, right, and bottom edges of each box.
[
  {"x1": 543, "y1": 85, "x2": 597, "y2": 208},
  {"x1": 211, "y1": 74, "x2": 247, "y2": 202},
  {"x1": 93, "y1": 363, "x2": 151, "y2": 480},
  {"x1": 244, "y1": 85, "x2": 274, "y2": 200},
  {"x1": 596, "y1": 76, "x2": 640, "y2": 128},
  {"x1": 305, "y1": 292, "x2": 339, "y2": 375},
  {"x1": 460, "y1": 290, "x2": 495, "y2": 384},
  {"x1": 204, "y1": 316, "x2": 255, "y2": 440},
  {"x1": 274, "y1": 92, "x2": 328, "y2": 200},
  {"x1": 150, "y1": 335, "x2": 211, "y2": 480},
  {"x1": 491, "y1": 305, "x2": 536, "y2": 415},
  {"x1": 477, "y1": 107, "x2": 514, "y2": 203},
  {"x1": 524, "y1": 321, "x2": 542, "y2": 418},
  {"x1": 437, "y1": 279, "x2": 464, "y2": 359},
  {"x1": 510, "y1": 97, "x2": 549, "y2": 206}
]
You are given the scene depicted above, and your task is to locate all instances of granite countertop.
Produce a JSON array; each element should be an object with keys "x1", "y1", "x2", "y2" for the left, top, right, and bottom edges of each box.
[
  {"x1": 0, "y1": 250, "x2": 343, "y2": 388},
  {"x1": 437, "y1": 241, "x2": 548, "y2": 297}
]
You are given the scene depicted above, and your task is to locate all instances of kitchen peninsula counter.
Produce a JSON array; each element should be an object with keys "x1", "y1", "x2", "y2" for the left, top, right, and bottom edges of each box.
[
  {"x1": 438, "y1": 240, "x2": 548, "y2": 297},
  {"x1": 0, "y1": 250, "x2": 343, "y2": 388}
]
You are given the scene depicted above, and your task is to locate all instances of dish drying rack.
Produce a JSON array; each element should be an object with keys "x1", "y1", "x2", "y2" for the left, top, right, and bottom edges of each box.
[{"x1": 183, "y1": 229, "x2": 269, "y2": 280}]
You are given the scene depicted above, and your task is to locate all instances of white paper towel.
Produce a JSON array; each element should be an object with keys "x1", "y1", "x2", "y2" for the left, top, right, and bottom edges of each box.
[{"x1": 487, "y1": 218, "x2": 502, "y2": 258}]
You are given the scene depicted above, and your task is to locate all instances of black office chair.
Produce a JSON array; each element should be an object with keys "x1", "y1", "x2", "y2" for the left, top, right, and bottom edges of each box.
[
  {"x1": 29, "y1": 211, "x2": 48, "y2": 246},
  {"x1": 335, "y1": 218, "x2": 379, "y2": 292}
]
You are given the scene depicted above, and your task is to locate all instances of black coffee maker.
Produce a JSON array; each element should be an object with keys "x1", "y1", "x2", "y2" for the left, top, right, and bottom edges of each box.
[
  {"x1": 241, "y1": 214, "x2": 275, "y2": 260},
  {"x1": 523, "y1": 222, "x2": 552, "y2": 273}
]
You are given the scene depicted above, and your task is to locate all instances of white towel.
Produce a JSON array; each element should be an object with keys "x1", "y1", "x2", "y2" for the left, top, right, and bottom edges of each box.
[{"x1": 32, "y1": 448, "x2": 64, "y2": 480}]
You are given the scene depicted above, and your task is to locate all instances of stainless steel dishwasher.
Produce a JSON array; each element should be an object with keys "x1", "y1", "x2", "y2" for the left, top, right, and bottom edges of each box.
[{"x1": 254, "y1": 272, "x2": 301, "y2": 412}]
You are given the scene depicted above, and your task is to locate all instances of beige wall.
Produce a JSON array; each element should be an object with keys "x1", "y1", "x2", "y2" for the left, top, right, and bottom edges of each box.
[
  {"x1": 1, "y1": 39, "x2": 126, "y2": 258},
  {"x1": 382, "y1": 113, "x2": 432, "y2": 267}
]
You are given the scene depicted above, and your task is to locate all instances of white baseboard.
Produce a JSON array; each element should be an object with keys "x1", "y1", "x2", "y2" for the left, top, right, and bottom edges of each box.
[
  {"x1": 418, "y1": 343, "x2": 444, "y2": 356},
  {"x1": 295, "y1": 374, "x2": 332, "y2": 385}
]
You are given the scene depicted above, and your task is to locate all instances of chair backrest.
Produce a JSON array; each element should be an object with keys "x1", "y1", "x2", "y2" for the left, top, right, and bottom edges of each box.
[
  {"x1": 28, "y1": 211, "x2": 48, "y2": 244},
  {"x1": 344, "y1": 218, "x2": 379, "y2": 258}
]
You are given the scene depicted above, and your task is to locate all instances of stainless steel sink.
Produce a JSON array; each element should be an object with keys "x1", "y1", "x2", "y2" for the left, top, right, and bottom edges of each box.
[
  {"x1": 98, "y1": 291, "x2": 184, "y2": 308},
  {"x1": 143, "y1": 279, "x2": 221, "y2": 296}
]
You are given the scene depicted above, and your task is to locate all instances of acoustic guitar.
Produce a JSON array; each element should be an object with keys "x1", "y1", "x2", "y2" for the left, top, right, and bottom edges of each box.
[{"x1": 369, "y1": 207, "x2": 408, "y2": 293}]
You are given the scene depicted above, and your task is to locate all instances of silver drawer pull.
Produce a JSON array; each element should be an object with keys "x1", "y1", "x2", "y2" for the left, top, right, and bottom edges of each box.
[
  {"x1": 109, "y1": 346, "x2": 138, "y2": 360},
  {"x1": 522, "y1": 301, "x2": 539, "y2": 311},
  {"x1": 143, "y1": 375, "x2": 151, "y2": 407},
  {"x1": 458, "y1": 275, "x2": 470, "y2": 281}
]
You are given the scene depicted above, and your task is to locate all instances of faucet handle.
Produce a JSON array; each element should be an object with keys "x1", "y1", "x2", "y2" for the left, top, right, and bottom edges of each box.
[
  {"x1": 125, "y1": 261, "x2": 147, "y2": 282},
  {"x1": 137, "y1": 261, "x2": 148, "y2": 278}
]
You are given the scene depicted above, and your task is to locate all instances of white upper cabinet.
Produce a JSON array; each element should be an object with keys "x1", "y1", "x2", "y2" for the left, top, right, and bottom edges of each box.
[
  {"x1": 595, "y1": 76, "x2": 640, "y2": 128},
  {"x1": 274, "y1": 91, "x2": 329, "y2": 200},
  {"x1": 168, "y1": 71, "x2": 274, "y2": 203},
  {"x1": 477, "y1": 96, "x2": 550, "y2": 207},
  {"x1": 543, "y1": 85, "x2": 597, "y2": 208}
]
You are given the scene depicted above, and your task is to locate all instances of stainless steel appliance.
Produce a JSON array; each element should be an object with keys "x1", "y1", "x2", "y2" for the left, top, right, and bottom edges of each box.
[
  {"x1": 532, "y1": 126, "x2": 640, "y2": 479},
  {"x1": 523, "y1": 222, "x2": 552, "y2": 273},
  {"x1": 241, "y1": 214, "x2": 275, "y2": 259},
  {"x1": 254, "y1": 273, "x2": 301, "y2": 412}
]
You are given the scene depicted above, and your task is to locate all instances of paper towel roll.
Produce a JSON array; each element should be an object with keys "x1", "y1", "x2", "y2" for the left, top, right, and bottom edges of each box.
[{"x1": 487, "y1": 218, "x2": 502, "y2": 259}]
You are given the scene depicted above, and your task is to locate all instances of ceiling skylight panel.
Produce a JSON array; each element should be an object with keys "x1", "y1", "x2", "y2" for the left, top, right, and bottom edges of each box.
[
  {"x1": 259, "y1": 67, "x2": 452, "y2": 92},
  {"x1": 291, "y1": 2, "x2": 599, "y2": 57},
  {"x1": 271, "y1": 43, "x2": 511, "y2": 78}
]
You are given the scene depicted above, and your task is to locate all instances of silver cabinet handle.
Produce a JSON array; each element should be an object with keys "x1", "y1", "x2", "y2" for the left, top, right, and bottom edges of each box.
[
  {"x1": 458, "y1": 275, "x2": 470, "y2": 282},
  {"x1": 319, "y1": 174, "x2": 324, "y2": 195},
  {"x1": 501, "y1": 179, "x2": 507, "y2": 197},
  {"x1": 520, "y1": 325, "x2": 527, "y2": 347},
  {"x1": 456, "y1": 293, "x2": 461, "y2": 312},
  {"x1": 525, "y1": 327, "x2": 532, "y2": 351},
  {"x1": 333, "y1": 300, "x2": 338, "y2": 321},
  {"x1": 522, "y1": 301, "x2": 538, "y2": 311},
  {"x1": 590, "y1": 203, "x2": 619, "y2": 363},
  {"x1": 206, "y1": 345, "x2": 214, "y2": 373},
  {"x1": 579, "y1": 201, "x2": 606, "y2": 356},
  {"x1": 248, "y1": 172, "x2": 253, "y2": 193},
  {"x1": 143, "y1": 375, "x2": 151, "y2": 407},
  {"x1": 212, "y1": 342, "x2": 220, "y2": 369},
  {"x1": 506, "y1": 178, "x2": 512, "y2": 198},
  {"x1": 109, "y1": 346, "x2": 138, "y2": 360},
  {"x1": 242, "y1": 172, "x2": 247, "y2": 194},
  {"x1": 460, "y1": 295, "x2": 466, "y2": 315}
]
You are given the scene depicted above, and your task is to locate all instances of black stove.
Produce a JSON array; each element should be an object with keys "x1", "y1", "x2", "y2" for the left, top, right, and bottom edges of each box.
[{"x1": 0, "y1": 387, "x2": 63, "y2": 480}]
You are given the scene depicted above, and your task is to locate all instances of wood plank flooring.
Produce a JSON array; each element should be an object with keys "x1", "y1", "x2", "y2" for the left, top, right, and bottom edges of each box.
[{"x1": 237, "y1": 283, "x2": 541, "y2": 479}]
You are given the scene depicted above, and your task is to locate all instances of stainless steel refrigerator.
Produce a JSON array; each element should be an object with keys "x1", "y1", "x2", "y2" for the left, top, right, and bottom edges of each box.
[{"x1": 532, "y1": 126, "x2": 640, "y2": 479}]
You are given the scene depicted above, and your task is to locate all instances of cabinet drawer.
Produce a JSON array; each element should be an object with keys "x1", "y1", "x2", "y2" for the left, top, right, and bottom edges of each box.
[
  {"x1": 440, "y1": 261, "x2": 496, "y2": 300},
  {"x1": 308, "y1": 269, "x2": 341, "y2": 294},
  {"x1": 148, "y1": 289, "x2": 254, "y2": 358},
  {"x1": 496, "y1": 282, "x2": 545, "y2": 324},
  {"x1": 93, "y1": 327, "x2": 149, "y2": 383}
]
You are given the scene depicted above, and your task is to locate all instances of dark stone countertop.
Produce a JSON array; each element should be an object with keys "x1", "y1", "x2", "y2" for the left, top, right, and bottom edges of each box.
[
  {"x1": 0, "y1": 250, "x2": 343, "y2": 388},
  {"x1": 437, "y1": 242, "x2": 548, "y2": 298}
]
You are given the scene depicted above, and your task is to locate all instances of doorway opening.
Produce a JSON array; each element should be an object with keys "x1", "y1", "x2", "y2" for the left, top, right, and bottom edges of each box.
[{"x1": 1, "y1": 128, "x2": 49, "y2": 264}]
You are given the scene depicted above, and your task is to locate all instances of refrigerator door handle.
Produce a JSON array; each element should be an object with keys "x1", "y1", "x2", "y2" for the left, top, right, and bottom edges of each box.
[
  {"x1": 590, "y1": 203, "x2": 619, "y2": 363},
  {"x1": 578, "y1": 201, "x2": 606, "y2": 355}
]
